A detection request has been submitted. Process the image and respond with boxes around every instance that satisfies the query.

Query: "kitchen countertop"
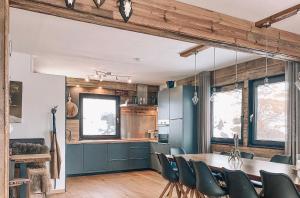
[67,138,158,144]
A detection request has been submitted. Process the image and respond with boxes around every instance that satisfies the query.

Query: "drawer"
[108,143,129,160]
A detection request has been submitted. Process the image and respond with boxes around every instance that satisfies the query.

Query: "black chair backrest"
[170,147,186,155]
[157,153,178,182]
[270,155,292,165]
[220,151,230,156]
[240,152,254,159]
[260,170,300,198]
[174,156,195,189]
[191,161,227,197]
[224,169,259,198]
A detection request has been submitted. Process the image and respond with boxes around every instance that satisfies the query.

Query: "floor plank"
[49,170,172,198]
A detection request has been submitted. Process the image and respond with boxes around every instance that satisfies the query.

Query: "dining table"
[174,153,300,190]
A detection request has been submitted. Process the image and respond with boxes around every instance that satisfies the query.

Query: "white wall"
[9,52,66,190]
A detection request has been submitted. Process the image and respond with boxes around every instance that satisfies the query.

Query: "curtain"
[285,62,300,165]
[197,71,211,153]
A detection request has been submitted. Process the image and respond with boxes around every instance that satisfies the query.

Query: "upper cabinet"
[158,89,170,120]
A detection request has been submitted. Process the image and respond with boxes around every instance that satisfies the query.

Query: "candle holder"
[228,134,242,163]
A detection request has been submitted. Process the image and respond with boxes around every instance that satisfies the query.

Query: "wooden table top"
[180,153,300,189]
[10,153,51,163]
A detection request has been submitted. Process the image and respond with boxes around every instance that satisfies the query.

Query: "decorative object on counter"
[93,0,105,8]
[166,80,175,88]
[65,0,76,9]
[50,106,61,189]
[86,70,132,83]
[228,134,242,163]
[9,81,23,123]
[66,92,79,118]
[295,72,300,90]
[210,48,217,102]
[119,0,133,23]
[192,52,199,105]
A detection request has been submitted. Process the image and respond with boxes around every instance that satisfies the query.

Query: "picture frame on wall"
[10,81,23,123]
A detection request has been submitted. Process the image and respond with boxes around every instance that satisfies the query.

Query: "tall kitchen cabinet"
[158,86,197,154]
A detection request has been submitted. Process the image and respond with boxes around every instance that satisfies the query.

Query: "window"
[249,75,287,148]
[211,86,243,144]
[79,93,120,139]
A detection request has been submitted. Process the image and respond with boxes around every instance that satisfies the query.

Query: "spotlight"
[127,77,132,84]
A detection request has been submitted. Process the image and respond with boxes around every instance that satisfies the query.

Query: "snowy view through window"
[82,98,116,136]
[212,89,242,139]
[256,81,287,142]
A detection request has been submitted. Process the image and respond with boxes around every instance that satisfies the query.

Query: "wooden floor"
[48,170,172,198]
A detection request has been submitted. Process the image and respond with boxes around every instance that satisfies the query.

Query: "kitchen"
[5,1,300,198]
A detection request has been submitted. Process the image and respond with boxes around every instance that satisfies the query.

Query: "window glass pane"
[82,98,116,136]
[213,89,242,139]
[256,81,287,142]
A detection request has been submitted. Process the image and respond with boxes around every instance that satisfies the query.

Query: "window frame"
[79,93,121,140]
[248,75,286,149]
[211,84,244,145]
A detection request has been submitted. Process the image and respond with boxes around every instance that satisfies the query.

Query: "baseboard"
[48,189,66,195]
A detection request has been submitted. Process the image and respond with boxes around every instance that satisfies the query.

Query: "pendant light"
[65,0,76,9]
[295,72,300,90]
[192,52,199,105]
[264,31,270,87]
[210,48,217,102]
[234,50,241,96]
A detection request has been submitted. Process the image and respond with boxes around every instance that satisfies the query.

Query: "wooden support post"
[0,0,9,197]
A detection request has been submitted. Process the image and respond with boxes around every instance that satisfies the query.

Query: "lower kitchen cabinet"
[66,142,151,176]
[83,144,109,173]
[66,144,84,175]
[150,142,170,172]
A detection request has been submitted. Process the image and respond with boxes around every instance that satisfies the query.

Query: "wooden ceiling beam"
[8,0,300,61]
[179,45,209,57]
[255,4,300,28]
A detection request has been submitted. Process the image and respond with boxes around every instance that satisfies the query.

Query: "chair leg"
[183,188,190,198]
[168,183,175,198]
[175,183,181,198]
[159,182,171,198]
[190,189,194,198]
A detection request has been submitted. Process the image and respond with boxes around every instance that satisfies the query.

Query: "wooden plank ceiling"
[9,0,300,61]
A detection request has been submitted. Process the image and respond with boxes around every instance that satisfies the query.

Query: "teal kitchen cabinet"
[128,142,150,170]
[108,143,129,171]
[66,144,84,175]
[83,143,109,173]
[150,142,170,172]
[66,142,151,176]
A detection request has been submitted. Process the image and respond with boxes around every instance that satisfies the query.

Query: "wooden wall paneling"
[177,58,286,158]
[8,0,300,61]
[0,0,9,197]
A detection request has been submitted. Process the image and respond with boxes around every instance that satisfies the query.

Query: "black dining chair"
[240,152,254,159]
[170,147,186,155]
[223,168,259,198]
[156,153,182,198]
[191,160,228,197]
[270,154,292,165]
[174,156,202,198]
[260,170,300,198]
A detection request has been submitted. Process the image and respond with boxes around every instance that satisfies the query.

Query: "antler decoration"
[65,0,106,9]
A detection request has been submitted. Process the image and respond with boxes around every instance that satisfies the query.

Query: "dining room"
[1,0,300,198]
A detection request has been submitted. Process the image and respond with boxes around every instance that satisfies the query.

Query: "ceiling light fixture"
[85,77,90,82]
[210,48,217,102]
[92,70,132,84]
[65,0,76,9]
[192,52,199,105]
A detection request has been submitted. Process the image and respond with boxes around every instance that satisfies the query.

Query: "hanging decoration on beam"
[93,0,105,8]
[65,0,76,9]
[119,0,133,23]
